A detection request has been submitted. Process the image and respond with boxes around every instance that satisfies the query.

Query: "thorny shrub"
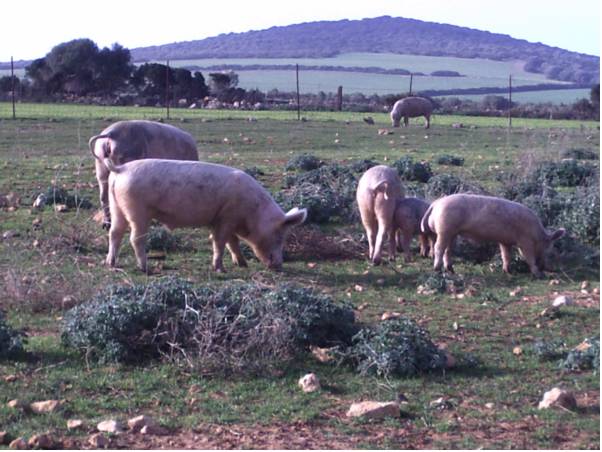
[392,156,433,183]
[285,154,322,172]
[0,311,26,359]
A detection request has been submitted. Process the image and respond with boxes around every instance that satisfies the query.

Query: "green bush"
[417,272,465,294]
[392,156,433,183]
[145,226,182,252]
[61,277,357,373]
[340,317,447,378]
[44,186,93,209]
[436,154,465,166]
[275,182,350,224]
[0,311,26,359]
[561,337,599,372]
[285,154,322,172]
[531,160,596,187]
[560,148,598,160]
[426,174,472,198]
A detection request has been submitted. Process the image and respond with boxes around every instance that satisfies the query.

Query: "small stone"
[538,387,577,410]
[381,311,402,321]
[513,346,523,355]
[548,279,561,286]
[552,295,572,307]
[2,230,19,240]
[9,437,27,449]
[346,401,400,419]
[127,415,157,433]
[485,402,495,409]
[593,287,599,295]
[88,433,108,448]
[574,340,593,352]
[140,424,168,436]
[310,345,335,363]
[67,419,84,430]
[28,433,57,449]
[97,419,125,433]
[354,284,364,292]
[356,302,368,311]
[509,287,523,297]
[53,203,68,213]
[298,373,320,393]
[30,400,61,414]
[7,400,25,410]
[580,281,589,290]
[4,374,17,383]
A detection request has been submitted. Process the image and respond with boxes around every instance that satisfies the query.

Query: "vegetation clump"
[44,186,93,209]
[436,154,465,166]
[339,317,447,378]
[276,182,349,223]
[285,154,322,172]
[425,173,481,198]
[145,225,182,252]
[0,311,26,359]
[392,156,433,183]
[560,148,598,160]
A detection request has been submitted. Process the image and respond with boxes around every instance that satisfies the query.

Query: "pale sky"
[2,0,599,62]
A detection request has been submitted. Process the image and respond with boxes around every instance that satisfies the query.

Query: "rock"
[552,295,572,307]
[7,399,26,410]
[548,279,561,286]
[8,437,27,449]
[513,346,523,355]
[140,424,168,436]
[509,287,523,297]
[28,433,57,449]
[2,230,19,240]
[88,433,108,448]
[485,402,495,409]
[346,401,400,419]
[538,387,577,410]
[381,311,402,321]
[298,373,320,393]
[127,415,157,433]
[67,419,84,430]
[30,400,61,414]
[97,419,125,433]
[4,374,17,383]
[53,204,68,213]
[310,345,335,363]
[452,123,464,128]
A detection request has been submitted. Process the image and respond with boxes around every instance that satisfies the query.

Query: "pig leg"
[387,225,397,262]
[401,231,412,263]
[396,229,404,252]
[105,208,127,268]
[372,221,388,265]
[443,237,455,273]
[130,221,150,273]
[226,235,247,267]
[499,243,513,273]
[433,234,453,272]
[418,234,429,257]
[362,216,377,261]
[518,243,542,277]
[211,227,235,272]
[95,160,111,229]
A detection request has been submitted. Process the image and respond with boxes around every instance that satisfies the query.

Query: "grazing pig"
[420,194,565,277]
[393,197,434,261]
[356,165,405,265]
[390,96,433,129]
[104,158,307,272]
[89,120,198,229]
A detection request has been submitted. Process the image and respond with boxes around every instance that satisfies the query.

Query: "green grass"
[0,103,599,449]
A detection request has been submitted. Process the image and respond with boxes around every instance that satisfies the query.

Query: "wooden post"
[296,64,300,120]
[409,73,413,95]
[336,85,343,111]
[508,74,512,129]
[165,60,170,119]
[11,56,16,120]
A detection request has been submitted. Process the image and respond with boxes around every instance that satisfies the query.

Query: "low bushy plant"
[340,317,447,377]
[275,182,350,223]
[560,148,598,160]
[44,186,93,209]
[417,272,465,294]
[561,337,599,372]
[285,154,322,172]
[145,226,182,252]
[531,160,596,187]
[0,311,26,359]
[392,156,433,183]
[436,154,465,166]
[426,174,476,198]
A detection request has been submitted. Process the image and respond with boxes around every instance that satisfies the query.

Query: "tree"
[208,71,238,96]
[95,43,133,94]
[0,75,19,93]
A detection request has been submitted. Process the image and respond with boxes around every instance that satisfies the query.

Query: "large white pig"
[89,120,198,229]
[356,165,405,265]
[103,158,307,272]
[420,194,565,276]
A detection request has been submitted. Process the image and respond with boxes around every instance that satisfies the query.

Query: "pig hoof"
[102,221,111,230]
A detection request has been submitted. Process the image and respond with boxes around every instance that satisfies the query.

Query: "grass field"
[0,104,599,449]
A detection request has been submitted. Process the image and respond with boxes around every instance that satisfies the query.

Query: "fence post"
[336,85,343,111]
[409,73,413,95]
[11,56,16,120]
[508,74,512,129]
[296,64,300,120]
[165,60,170,120]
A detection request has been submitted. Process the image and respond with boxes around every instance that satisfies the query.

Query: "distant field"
[441,88,593,104]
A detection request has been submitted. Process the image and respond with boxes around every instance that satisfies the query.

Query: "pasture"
[0,104,599,449]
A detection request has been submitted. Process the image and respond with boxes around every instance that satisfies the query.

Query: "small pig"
[356,165,405,265]
[420,194,565,277]
[104,158,307,272]
[393,197,434,261]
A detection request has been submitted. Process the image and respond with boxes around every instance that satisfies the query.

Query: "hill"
[130,16,599,85]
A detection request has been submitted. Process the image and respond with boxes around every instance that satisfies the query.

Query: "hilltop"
[130,16,599,84]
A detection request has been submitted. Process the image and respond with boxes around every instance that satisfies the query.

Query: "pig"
[89,120,198,229]
[390,96,433,129]
[393,197,434,261]
[420,194,566,277]
[103,158,307,273]
[356,165,405,265]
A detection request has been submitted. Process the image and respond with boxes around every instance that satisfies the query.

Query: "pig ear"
[549,228,566,241]
[283,207,307,227]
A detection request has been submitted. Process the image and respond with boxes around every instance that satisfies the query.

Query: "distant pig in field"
[103,158,307,272]
[89,120,198,229]
[356,165,405,265]
[420,194,565,277]
[393,197,434,261]
[390,96,433,129]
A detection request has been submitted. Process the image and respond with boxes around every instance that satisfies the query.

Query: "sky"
[2,0,599,62]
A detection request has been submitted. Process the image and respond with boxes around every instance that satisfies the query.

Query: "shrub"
[145,226,181,252]
[561,337,599,372]
[0,311,26,359]
[285,154,322,172]
[61,277,357,374]
[392,156,433,183]
[560,148,598,160]
[530,339,568,361]
[530,160,596,187]
[417,272,465,294]
[44,186,93,209]
[340,317,447,378]
[243,166,265,179]
[425,174,463,198]
[436,154,464,166]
